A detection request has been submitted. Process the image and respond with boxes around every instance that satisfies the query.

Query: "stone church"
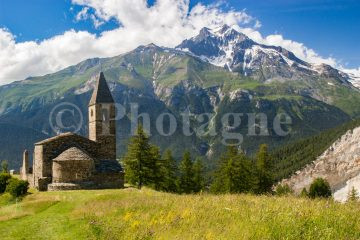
[20,72,124,191]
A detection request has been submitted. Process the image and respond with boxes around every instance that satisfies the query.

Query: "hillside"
[1,188,360,240]
[280,120,360,202]
[271,118,360,182]
[0,123,47,167]
[1,25,360,168]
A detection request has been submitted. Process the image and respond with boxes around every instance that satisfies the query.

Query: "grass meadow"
[0,188,360,240]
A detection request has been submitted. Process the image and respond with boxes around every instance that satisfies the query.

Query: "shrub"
[308,178,332,199]
[275,184,293,196]
[0,173,11,193]
[5,178,29,197]
[1,160,8,173]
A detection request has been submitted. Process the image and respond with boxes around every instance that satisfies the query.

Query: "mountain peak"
[146,43,160,48]
[198,27,212,38]
[218,24,231,33]
[176,25,351,82]
[208,25,247,39]
[135,43,163,52]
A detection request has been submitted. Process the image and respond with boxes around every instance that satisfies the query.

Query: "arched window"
[91,109,94,117]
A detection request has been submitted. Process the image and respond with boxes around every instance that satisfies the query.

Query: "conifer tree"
[255,144,273,194]
[347,187,359,202]
[211,146,256,194]
[178,151,195,194]
[225,151,256,193]
[210,146,238,193]
[159,149,178,192]
[123,124,155,189]
[192,158,205,193]
[149,145,162,189]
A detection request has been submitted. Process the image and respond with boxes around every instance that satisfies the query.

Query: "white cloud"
[236,27,337,67]
[75,6,104,28]
[0,28,103,84]
[0,0,357,85]
[254,20,262,29]
[75,7,90,21]
[0,0,255,84]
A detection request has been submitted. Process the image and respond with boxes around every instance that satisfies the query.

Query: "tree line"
[122,125,273,195]
[122,125,360,201]
[271,118,360,182]
[123,124,204,193]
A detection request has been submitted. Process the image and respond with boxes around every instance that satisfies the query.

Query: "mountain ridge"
[177,25,353,86]
[0,25,359,169]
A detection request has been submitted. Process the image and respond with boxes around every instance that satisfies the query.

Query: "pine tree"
[224,156,238,193]
[123,124,156,189]
[255,144,273,194]
[210,146,238,193]
[192,158,205,193]
[149,145,162,190]
[178,151,195,194]
[347,187,359,202]
[256,144,271,170]
[211,146,257,194]
[226,152,256,193]
[158,149,178,192]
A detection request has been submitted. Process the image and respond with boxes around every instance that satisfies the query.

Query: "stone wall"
[52,159,95,183]
[38,177,51,191]
[96,135,116,160]
[48,183,81,191]
[89,103,116,160]
[91,172,124,189]
[32,132,123,191]
[33,133,100,190]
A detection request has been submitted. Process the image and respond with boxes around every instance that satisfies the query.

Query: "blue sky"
[1,0,359,67]
[0,0,359,84]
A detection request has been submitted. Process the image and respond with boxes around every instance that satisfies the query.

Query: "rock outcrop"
[281,126,360,202]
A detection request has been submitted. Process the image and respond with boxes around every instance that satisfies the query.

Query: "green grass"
[1,188,360,240]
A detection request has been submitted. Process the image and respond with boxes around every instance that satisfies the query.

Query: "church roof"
[95,160,123,173]
[89,72,114,106]
[53,147,94,162]
[35,132,77,145]
[35,132,95,145]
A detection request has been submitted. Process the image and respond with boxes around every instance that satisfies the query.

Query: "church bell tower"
[88,72,116,159]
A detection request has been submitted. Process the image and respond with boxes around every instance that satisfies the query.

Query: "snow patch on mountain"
[343,68,360,88]
[177,25,356,87]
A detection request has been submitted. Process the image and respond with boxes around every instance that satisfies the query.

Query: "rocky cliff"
[281,126,360,202]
